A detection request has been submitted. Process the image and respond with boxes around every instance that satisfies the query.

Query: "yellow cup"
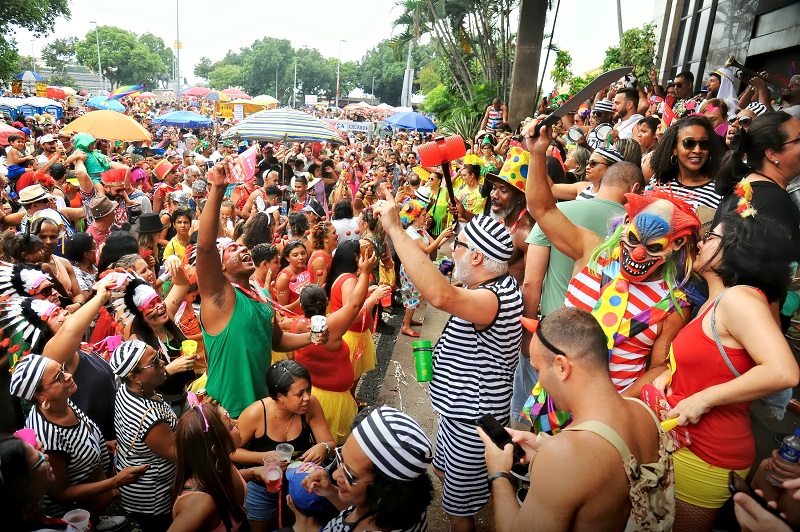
[181,340,198,357]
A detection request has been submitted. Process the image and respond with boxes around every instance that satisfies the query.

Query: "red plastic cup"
[381,289,392,307]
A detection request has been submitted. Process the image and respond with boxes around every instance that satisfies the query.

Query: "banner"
[226,143,258,183]
[218,103,233,119]
[35,82,47,97]
[304,95,318,106]
[11,80,22,95]
[233,104,244,121]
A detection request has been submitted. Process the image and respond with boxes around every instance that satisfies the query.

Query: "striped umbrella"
[204,91,231,102]
[109,85,143,100]
[221,108,348,144]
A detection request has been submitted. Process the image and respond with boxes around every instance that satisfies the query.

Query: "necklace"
[283,413,297,436]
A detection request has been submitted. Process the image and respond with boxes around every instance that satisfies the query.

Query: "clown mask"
[618,199,690,282]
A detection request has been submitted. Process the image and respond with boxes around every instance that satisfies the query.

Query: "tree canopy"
[0,0,70,82]
[75,26,167,89]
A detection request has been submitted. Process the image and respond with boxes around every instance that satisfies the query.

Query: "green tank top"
[201,288,274,418]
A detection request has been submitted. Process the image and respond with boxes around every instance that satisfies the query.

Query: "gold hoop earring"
[670,154,677,165]
[41,399,50,411]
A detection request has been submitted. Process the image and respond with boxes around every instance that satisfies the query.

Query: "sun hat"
[19,185,53,205]
[351,406,433,481]
[414,186,432,204]
[462,215,514,263]
[89,196,118,219]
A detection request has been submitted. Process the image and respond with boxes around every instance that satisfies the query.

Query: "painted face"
[46,306,70,333]
[618,200,684,282]
[142,295,169,326]
[222,242,254,275]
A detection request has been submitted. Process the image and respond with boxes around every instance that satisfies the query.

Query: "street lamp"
[89,21,102,91]
[372,76,376,102]
[31,41,36,73]
[335,39,347,109]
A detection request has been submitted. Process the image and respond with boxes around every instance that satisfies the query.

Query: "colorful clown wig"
[400,199,427,227]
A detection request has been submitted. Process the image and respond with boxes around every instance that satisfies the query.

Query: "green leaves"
[0,0,70,82]
[602,24,657,76]
[75,26,167,89]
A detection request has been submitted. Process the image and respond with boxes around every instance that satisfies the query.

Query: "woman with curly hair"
[307,221,339,288]
[398,199,453,337]
[650,116,727,209]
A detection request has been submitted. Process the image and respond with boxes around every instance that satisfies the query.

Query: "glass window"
[674,18,690,66]
[691,8,712,62]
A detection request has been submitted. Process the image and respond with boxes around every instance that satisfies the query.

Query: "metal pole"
[372,76,375,100]
[275,65,278,100]
[31,41,36,73]
[293,57,297,108]
[535,0,560,109]
[175,0,180,96]
[90,21,102,91]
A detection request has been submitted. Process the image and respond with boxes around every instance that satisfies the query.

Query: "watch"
[487,471,512,486]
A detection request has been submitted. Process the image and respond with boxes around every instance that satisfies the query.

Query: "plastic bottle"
[767,428,800,486]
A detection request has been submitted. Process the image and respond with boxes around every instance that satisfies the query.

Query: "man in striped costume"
[374,193,523,532]
[523,120,700,397]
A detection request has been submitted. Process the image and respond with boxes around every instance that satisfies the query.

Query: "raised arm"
[522,123,600,263]
[326,252,377,341]
[197,160,236,335]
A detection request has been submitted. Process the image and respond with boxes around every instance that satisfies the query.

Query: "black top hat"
[137,213,167,234]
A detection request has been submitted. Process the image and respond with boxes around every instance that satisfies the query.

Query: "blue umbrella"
[384,111,437,132]
[86,96,125,112]
[153,110,213,128]
[15,71,45,82]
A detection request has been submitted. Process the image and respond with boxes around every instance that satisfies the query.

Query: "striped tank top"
[430,274,523,421]
[565,263,670,392]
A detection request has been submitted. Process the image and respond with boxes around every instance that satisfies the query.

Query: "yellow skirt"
[343,330,376,381]
[673,448,750,508]
[312,386,357,446]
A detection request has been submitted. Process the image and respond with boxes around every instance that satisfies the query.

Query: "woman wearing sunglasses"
[0,432,57,530]
[111,339,179,532]
[649,211,799,531]
[650,116,727,209]
[9,352,147,527]
[724,101,768,148]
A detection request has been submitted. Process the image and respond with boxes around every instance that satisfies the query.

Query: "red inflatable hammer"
[416,135,466,216]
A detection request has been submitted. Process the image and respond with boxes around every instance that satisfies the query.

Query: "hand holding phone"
[729,471,791,526]
[477,414,526,465]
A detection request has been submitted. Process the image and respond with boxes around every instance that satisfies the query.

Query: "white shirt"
[615,114,644,140]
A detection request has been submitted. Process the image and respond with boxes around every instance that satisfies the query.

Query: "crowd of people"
[0,59,799,532]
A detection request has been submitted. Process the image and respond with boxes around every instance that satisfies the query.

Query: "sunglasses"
[51,363,68,384]
[586,160,609,169]
[31,450,47,472]
[728,116,752,127]
[334,446,372,486]
[139,354,165,371]
[702,230,722,243]
[680,138,711,151]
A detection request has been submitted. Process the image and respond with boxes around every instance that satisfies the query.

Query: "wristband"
[487,471,511,486]
[321,441,331,455]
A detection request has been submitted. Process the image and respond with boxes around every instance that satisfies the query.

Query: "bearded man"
[523,119,699,397]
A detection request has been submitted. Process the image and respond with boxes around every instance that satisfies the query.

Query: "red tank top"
[667,302,757,470]
[291,319,354,392]
[308,251,333,285]
[329,273,372,333]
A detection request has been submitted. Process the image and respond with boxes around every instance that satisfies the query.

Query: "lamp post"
[372,76,376,102]
[89,21,102,91]
[175,0,181,96]
[335,39,347,109]
[31,41,36,73]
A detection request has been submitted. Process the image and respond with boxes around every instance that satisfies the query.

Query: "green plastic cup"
[411,340,433,382]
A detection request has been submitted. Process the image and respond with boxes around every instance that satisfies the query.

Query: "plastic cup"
[63,509,90,532]
[181,340,198,357]
[275,442,294,462]
[310,315,326,343]
[263,456,282,493]
[411,340,433,382]
[380,288,393,307]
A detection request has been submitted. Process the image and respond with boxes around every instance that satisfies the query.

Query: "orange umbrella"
[46,87,67,99]
[60,110,151,142]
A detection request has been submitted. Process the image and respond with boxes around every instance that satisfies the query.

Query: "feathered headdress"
[0,296,58,371]
[101,269,155,330]
[0,262,54,298]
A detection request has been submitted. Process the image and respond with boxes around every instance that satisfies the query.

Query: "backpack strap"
[563,420,634,466]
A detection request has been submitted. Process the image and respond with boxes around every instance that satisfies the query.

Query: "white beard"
[489,204,514,222]
[452,251,475,286]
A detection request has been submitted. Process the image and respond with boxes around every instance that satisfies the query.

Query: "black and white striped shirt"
[650,176,723,209]
[429,274,523,421]
[27,400,109,517]
[114,385,177,516]
[321,506,428,532]
[576,183,597,201]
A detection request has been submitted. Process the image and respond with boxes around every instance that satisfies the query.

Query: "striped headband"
[351,407,433,481]
[109,339,148,378]
[9,354,49,401]
[462,215,514,263]
[745,101,768,117]
[595,146,624,164]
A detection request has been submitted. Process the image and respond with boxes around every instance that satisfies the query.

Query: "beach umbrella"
[46,87,67,99]
[135,92,158,99]
[153,110,213,128]
[60,110,151,142]
[221,108,348,144]
[384,111,437,132]
[344,101,372,110]
[60,87,77,95]
[86,96,125,112]
[163,91,175,98]
[204,91,230,102]
[181,87,211,98]
[374,103,395,112]
[222,88,250,99]
[250,94,279,107]
[0,123,24,146]
[109,85,143,100]
[15,71,44,82]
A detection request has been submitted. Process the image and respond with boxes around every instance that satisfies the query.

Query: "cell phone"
[728,471,791,525]
[477,414,526,464]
